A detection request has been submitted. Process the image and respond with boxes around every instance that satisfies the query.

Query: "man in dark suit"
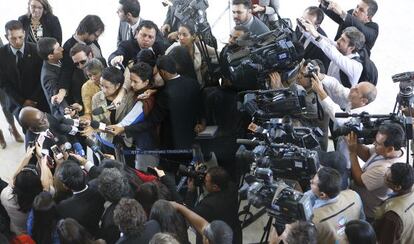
[232,0,270,36]
[52,15,105,106]
[297,6,330,70]
[56,161,105,238]
[37,37,68,116]
[109,20,166,68]
[319,0,378,55]
[0,20,49,116]
[116,0,141,45]
[185,167,242,244]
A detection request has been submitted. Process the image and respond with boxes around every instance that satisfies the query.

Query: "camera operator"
[304,167,364,243]
[346,123,406,221]
[374,163,414,243]
[299,17,365,88]
[184,166,241,244]
[232,0,270,36]
[318,0,378,55]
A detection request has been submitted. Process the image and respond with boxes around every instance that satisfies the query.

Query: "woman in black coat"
[18,0,62,44]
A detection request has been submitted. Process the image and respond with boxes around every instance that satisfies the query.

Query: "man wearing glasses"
[347,123,406,221]
[52,15,105,107]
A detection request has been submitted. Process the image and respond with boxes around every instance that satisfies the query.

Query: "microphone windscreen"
[92,106,105,116]
[90,120,100,129]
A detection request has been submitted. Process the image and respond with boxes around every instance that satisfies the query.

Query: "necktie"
[16,50,23,73]
[129,27,134,40]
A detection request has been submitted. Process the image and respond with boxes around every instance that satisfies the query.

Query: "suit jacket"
[117,19,168,48]
[185,184,242,244]
[18,13,62,44]
[41,61,68,116]
[0,42,49,113]
[295,26,331,70]
[322,7,379,54]
[57,186,105,237]
[248,16,270,36]
[109,38,166,68]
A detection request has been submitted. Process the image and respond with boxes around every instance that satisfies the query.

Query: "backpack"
[339,48,378,88]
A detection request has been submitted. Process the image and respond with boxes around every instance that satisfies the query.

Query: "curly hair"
[98,168,130,203]
[113,198,147,236]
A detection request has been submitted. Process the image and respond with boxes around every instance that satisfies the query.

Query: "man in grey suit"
[116,0,141,46]
[232,0,270,36]
[37,37,68,116]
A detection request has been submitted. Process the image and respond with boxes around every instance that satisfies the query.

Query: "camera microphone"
[92,104,117,116]
[85,138,105,159]
[73,142,86,157]
[90,120,114,133]
[59,124,79,136]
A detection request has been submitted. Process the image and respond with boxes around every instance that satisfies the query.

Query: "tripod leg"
[259,216,273,244]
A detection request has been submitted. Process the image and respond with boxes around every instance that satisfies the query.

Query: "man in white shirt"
[299,18,365,88]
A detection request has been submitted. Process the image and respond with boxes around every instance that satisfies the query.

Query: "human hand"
[298,18,319,37]
[167,31,178,41]
[111,55,124,66]
[23,99,37,107]
[80,126,95,137]
[106,125,124,136]
[154,167,166,178]
[69,153,88,165]
[137,89,156,100]
[25,146,35,159]
[194,123,206,134]
[327,1,345,16]
[51,89,66,105]
[346,131,359,154]
[252,4,265,13]
[268,71,282,89]
[161,24,171,35]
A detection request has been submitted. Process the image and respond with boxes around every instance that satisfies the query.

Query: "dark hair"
[119,0,140,18]
[5,20,23,33]
[179,23,195,36]
[27,0,53,16]
[101,66,124,86]
[57,218,95,244]
[207,166,230,190]
[203,220,233,244]
[37,37,57,60]
[32,191,58,244]
[378,122,405,150]
[136,20,158,36]
[136,49,156,67]
[84,58,104,75]
[69,43,92,57]
[345,220,376,244]
[56,161,86,192]
[303,59,326,74]
[157,55,177,74]
[167,46,197,80]
[13,164,43,212]
[149,200,188,244]
[113,198,147,236]
[130,62,153,83]
[149,233,180,244]
[317,167,342,198]
[76,15,105,35]
[342,27,366,53]
[285,221,317,244]
[232,0,252,9]
[233,25,249,33]
[362,0,378,18]
[136,181,161,215]
[98,168,130,203]
[390,163,414,191]
[304,6,324,25]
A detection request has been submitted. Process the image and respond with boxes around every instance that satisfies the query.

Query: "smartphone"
[51,145,64,160]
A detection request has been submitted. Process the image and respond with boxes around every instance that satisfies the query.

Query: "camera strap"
[319,202,356,223]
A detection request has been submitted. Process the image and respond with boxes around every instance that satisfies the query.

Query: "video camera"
[226,27,303,89]
[247,168,313,225]
[333,112,412,144]
[174,0,209,31]
[241,86,307,119]
[392,71,414,109]
[236,140,319,190]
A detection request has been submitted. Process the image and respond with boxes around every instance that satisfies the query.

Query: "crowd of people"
[0,0,413,243]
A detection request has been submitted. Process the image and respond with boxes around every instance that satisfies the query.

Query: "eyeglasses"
[74,60,87,67]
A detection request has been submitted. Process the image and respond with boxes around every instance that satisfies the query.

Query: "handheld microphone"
[85,138,105,158]
[59,124,79,136]
[73,142,85,157]
[61,118,80,127]
[92,104,117,116]
[90,120,114,133]
[54,135,72,152]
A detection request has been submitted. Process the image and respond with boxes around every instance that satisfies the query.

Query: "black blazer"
[0,42,49,113]
[321,7,379,54]
[57,186,105,237]
[108,38,166,68]
[18,13,62,44]
[41,61,68,115]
